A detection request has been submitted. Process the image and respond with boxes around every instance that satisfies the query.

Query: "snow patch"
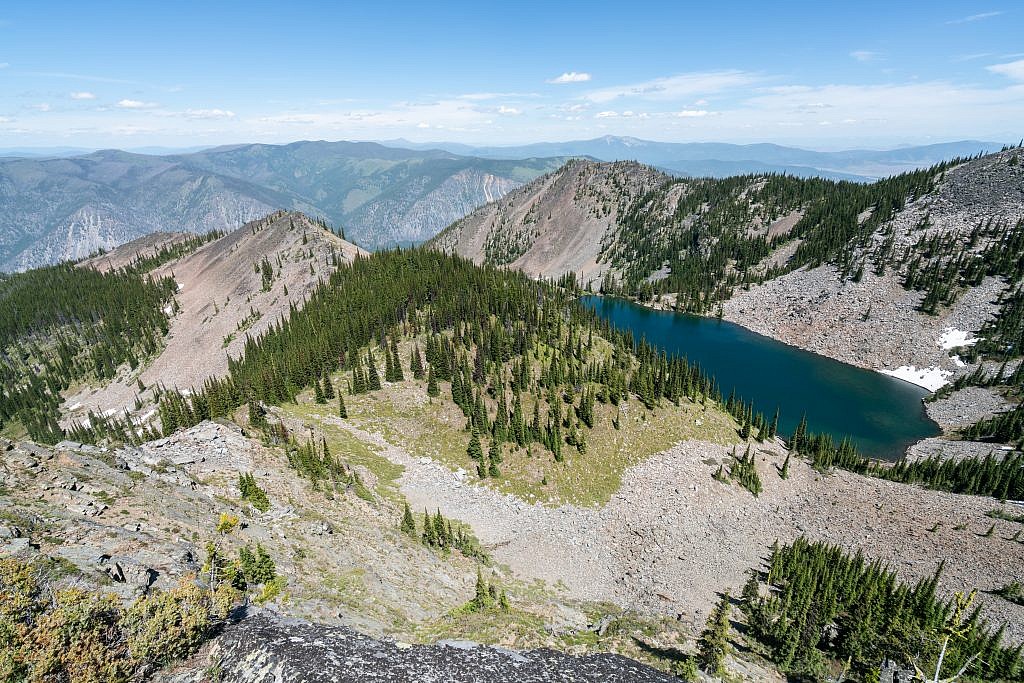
[951,355,967,368]
[67,402,82,411]
[939,328,979,350]
[879,365,951,392]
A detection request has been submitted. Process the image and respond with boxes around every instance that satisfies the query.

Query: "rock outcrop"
[157,611,678,683]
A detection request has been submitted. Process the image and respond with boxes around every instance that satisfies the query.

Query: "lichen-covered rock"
[158,612,677,683]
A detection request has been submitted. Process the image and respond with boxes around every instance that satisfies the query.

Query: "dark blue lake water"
[581,296,940,460]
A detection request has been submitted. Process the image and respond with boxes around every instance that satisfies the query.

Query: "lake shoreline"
[598,291,953,393]
[581,295,941,461]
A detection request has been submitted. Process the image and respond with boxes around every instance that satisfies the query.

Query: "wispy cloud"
[674,109,709,118]
[70,91,96,100]
[497,105,521,115]
[31,103,51,112]
[548,71,591,84]
[584,70,759,103]
[182,108,235,119]
[951,52,993,62]
[987,59,1024,81]
[850,50,882,62]
[117,99,158,109]
[946,11,1003,24]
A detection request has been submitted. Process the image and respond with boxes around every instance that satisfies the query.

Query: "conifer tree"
[338,393,347,418]
[400,501,417,536]
[427,366,439,397]
[411,344,425,379]
[367,351,382,390]
[697,592,732,677]
[390,339,404,381]
[467,430,483,461]
[473,567,491,610]
[767,407,780,440]
[791,414,808,452]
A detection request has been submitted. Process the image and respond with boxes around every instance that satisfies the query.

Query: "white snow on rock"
[939,328,980,350]
[880,365,952,392]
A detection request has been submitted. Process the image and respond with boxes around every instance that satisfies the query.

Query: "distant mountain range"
[381,135,1005,181]
[0,136,1007,271]
[0,141,564,270]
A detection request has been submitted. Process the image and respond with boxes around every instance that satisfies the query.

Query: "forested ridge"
[599,155,1012,313]
[0,262,176,443]
[156,249,776,467]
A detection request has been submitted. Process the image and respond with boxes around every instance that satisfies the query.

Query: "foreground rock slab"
[160,612,677,683]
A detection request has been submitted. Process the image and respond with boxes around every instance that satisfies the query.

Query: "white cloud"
[584,70,759,103]
[987,59,1024,81]
[183,108,236,119]
[548,71,591,84]
[946,11,1002,24]
[117,99,158,109]
[595,110,619,118]
[458,92,538,100]
[850,50,882,62]
[674,109,709,117]
[70,91,96,100]
[497,105,521,115]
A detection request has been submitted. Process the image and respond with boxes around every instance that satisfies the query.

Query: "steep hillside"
[431,160,668,281]
[0,142,565,270]
[60,211,365,428]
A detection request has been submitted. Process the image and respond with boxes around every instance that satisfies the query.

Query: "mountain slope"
[431,150,1024,385]
[431,160,668,281]
[61,211,365,426]
[0,142,565,270]
[0,150,301,271]
[179,141,564,248]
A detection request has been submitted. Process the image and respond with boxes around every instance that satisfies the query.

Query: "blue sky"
[0,1,1022,149]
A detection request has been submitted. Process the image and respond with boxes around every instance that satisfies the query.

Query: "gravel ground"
[334,420,1024,644]
[924,386,1013,430]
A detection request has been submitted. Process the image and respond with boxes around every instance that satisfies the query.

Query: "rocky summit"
[157,611,678,683]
